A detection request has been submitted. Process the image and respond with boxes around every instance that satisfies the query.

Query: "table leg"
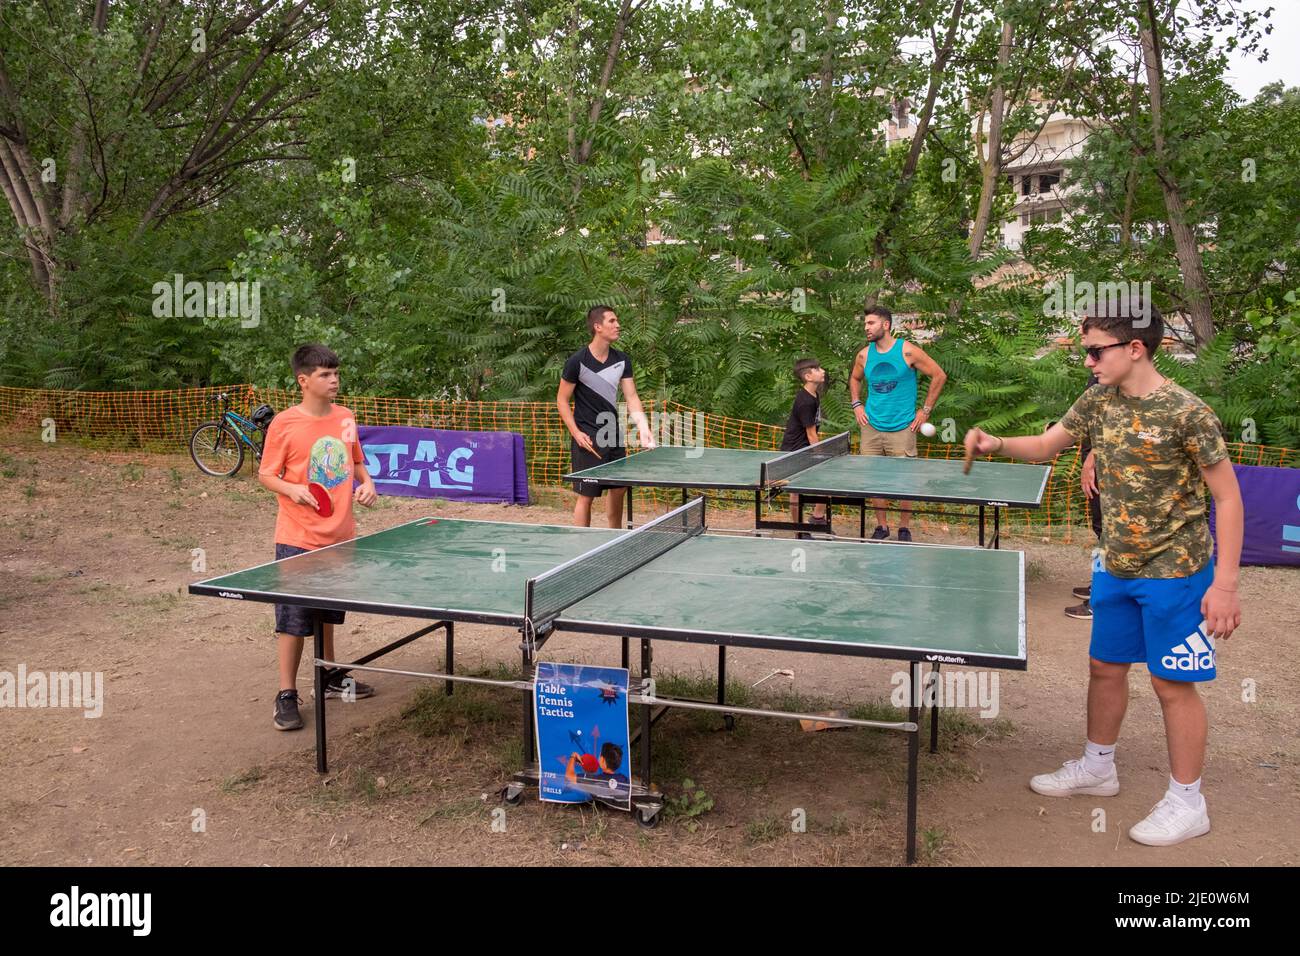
[640,639,653,785]
[717,646,734,731]
[978,504,986,548]
[906,660,920,864]
[993,506,1001,549]
[444,622,454,696]
[626,485,634,529]
[313,612,327,773]
[522,641,535,764]
[859,501,866,539]
[929,662,940,754]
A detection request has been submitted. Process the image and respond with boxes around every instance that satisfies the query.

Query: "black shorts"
[273,543,345,637]
[571,439,625,498]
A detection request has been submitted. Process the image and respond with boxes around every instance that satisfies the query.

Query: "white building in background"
[995,100,1092,251]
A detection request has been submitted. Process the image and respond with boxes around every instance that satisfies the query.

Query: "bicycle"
[189,392,276,477]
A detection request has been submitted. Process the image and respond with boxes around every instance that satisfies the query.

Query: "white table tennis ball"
[920,422,937,438]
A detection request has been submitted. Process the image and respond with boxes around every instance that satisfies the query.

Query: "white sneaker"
[1129,796,1210,846]
[1029,758,1120,797]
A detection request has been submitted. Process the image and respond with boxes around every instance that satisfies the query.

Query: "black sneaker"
[274,690,303,731]
[870,525,890,540]
[1064,600,1092,620]
[1072,584,1091,600]
[897,528,912,543]
[323,674,375,700]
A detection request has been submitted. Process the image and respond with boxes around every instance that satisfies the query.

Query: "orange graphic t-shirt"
[259,404,365,549]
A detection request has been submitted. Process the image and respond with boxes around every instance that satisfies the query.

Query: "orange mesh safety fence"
[2,385,1294,543]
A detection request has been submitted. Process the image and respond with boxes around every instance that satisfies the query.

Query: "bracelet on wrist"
[851,400,863,409]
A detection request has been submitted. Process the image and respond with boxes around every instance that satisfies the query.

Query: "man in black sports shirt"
[557,305,655,527]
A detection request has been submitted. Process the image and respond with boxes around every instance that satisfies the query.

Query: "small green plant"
[665,778,714,831]
[168,467,183,489]
[122,463,144,482]
[23,482,36,500]
[920,826,951,861]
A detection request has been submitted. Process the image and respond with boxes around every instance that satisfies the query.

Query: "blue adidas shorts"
[1089,554,1217,682]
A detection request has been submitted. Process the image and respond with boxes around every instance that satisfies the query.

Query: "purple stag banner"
[1209,463,1300,567]
[358,426,529,504]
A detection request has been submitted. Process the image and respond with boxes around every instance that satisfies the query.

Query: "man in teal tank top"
[848,305,948,541]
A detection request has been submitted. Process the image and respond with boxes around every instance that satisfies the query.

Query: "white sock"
[1082,739,1116,777]
[1167,776,1204,809]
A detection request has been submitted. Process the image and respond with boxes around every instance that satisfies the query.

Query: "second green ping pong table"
[189,497,1026,863]
[565,431,1052,547]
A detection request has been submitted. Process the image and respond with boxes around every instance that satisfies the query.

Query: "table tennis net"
[762,430,851,485]
[524,497,705,637]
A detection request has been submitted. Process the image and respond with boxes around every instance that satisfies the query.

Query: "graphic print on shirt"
[870,360,902,394]
[578,360,625,407]
[309,436,352,490]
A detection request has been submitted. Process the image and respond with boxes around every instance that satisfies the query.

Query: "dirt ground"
[1,431,1296,867]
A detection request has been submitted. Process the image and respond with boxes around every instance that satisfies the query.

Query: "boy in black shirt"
[558,305,655,527]
[780,358,828,531]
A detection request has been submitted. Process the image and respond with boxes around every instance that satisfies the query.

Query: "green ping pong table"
[189,498,1026,863]
[565,431,1052,547]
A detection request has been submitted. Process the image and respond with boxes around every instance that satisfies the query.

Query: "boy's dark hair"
[793,357,821,384]
[1081,292,1164,357]
[600,741,623,772]
[865,305,892,327]
[587,305,615,334]
[291,344,340,379]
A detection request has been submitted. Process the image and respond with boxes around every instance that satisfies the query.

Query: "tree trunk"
[1139,18,1214,347]
[865,0,965,310]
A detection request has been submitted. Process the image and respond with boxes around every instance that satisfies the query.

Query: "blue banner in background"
[534,662,631,807]
[1209,463,1300,567]
[357,426,529,504]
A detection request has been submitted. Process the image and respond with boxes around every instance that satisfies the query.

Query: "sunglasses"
[1083,342,1129,362]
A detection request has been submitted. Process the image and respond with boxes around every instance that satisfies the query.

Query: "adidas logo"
[1162,623,1216,672]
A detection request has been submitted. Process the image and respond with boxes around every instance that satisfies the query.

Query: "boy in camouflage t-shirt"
[963,296,1243,849]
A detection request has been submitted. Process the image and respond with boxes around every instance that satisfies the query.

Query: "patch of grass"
[744,814,787,846]
[1024,558,1050,582]
[221,766,265,793]
[23,481,36,500]
[400,676,513,738]
[810,813,850,836]
[130,592,181,611]
[168,467,184,490]
[417,798,485,826]
[314,767,416,806]
[122,463,144,483]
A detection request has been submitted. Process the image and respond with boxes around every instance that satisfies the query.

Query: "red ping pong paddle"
[308,481,333,517]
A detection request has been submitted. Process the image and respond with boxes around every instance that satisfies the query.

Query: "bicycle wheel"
[190,422,246,477]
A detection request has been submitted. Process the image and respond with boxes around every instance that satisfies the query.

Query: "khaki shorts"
[860,422,916,457]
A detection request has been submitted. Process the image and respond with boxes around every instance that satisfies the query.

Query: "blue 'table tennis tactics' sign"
[534,662,631,807]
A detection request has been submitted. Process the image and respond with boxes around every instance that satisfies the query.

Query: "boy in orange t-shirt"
[258,344,378,731]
